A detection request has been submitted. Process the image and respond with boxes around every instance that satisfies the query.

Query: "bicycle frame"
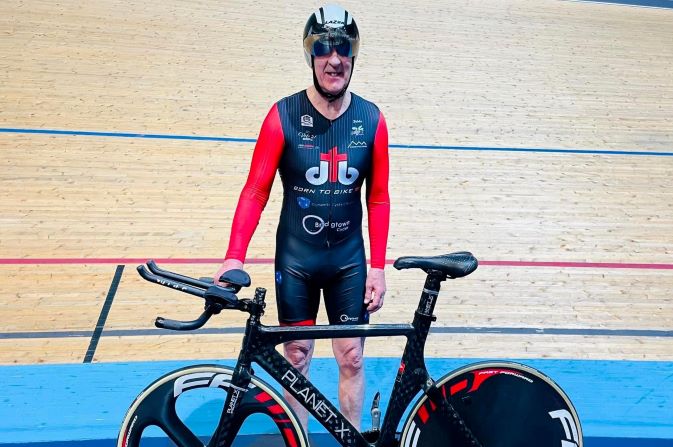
[211,273,446,447]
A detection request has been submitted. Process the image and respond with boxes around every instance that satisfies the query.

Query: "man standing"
[214,4,390,429]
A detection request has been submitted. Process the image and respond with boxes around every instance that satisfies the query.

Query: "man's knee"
[335,341,364,373]
[284,341,314,370]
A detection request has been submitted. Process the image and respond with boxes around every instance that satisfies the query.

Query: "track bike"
[118,252,583,447]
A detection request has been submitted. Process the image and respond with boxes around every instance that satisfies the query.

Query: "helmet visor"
[304,33,359,58]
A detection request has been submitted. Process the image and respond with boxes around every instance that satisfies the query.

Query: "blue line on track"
[2,127,673,157]
[390,143,673,156]
[0,127,257,143]
[2,326,672,339]
[1,359,671,443]
[564,0,673,9]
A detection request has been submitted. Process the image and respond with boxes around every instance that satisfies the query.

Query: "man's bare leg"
[332,337,365,430]
[283,339,315,430]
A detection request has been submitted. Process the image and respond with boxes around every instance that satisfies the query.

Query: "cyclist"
[214,4,390,430]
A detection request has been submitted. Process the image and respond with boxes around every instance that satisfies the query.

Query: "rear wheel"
[118,365,307,447]
[400,361,582,447]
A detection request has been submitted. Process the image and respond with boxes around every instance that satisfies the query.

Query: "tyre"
[400,361,582,447]
[118,365,307,447]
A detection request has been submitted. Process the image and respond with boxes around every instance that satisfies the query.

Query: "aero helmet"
[302,4,360,101]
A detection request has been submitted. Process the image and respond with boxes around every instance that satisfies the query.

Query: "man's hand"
[364,268,386,313]
[214,259,244,286]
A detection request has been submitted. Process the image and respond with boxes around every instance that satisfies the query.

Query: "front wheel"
[400,361,582,447]
[118,365,308,447]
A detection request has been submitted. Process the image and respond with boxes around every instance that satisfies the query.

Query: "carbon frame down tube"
[255,346,368,446]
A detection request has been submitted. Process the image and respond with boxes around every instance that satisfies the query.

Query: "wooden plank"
[0,265,118,332]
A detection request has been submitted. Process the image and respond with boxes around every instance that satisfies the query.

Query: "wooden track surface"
[1,0,672,365]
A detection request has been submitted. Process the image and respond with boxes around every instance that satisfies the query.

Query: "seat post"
[416,271,445,316]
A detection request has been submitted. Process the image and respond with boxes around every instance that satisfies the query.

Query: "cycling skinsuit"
[225,90,390,325]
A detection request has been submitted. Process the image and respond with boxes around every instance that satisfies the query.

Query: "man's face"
[313,49,353,95]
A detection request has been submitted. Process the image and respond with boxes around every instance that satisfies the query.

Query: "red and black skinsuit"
[225,90,390,325]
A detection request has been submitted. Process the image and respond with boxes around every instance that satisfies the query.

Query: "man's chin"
[320,82,347,95]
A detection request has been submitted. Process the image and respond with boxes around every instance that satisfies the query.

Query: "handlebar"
[137,264,212,300]
[146,260,215,290]
[137,261,254,331]
[156,309,214,331]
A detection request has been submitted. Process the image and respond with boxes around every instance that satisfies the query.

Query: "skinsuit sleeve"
[366,111,391,269]
[225,104,285,262]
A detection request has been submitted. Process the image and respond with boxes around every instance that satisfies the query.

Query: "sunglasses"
[312,39,354,57]
[305,34,359,59]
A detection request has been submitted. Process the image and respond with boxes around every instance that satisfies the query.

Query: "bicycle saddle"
[393,252,478,278]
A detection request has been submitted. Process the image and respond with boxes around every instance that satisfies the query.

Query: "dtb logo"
[306,146,359,186]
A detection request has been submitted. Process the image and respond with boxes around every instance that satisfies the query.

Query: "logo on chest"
[305,147,359,186]
[301,115,314,127]
[348,141,367,149]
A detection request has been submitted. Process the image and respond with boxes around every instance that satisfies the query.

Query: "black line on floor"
[83,265,124,363]
[3,325,672,340]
